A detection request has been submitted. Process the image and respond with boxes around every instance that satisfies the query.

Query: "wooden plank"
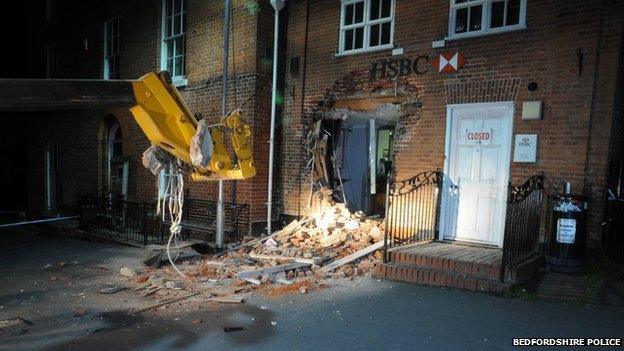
[472,250,503,263]
[474,251,503,265]
[333,96,402,110]
[237,262,310,279]
[437,245,476,259]
[131,292,200,314]
[426,244,460,257]
[442,247,475,260]
[319,241,384,274]
[409,242,447,255]
[248,252,323,266]
[242,277,261,285]
[276,278,294,285]
[208,296,244,304]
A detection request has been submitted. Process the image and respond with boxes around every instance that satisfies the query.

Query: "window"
[448,0,526,39]
[104,17,120,80]
[339,0,395,55]
[161,0,186,85]
[46,43,59,78]
[107,122,122,183]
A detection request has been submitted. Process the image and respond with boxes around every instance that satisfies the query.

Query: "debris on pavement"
[73,307,88,317]
[131,292,201,314]
[114,187,384,310]
[223,326,244,332]
[99,285,128,294]
[120,267,139,278]
[0,317,33,331]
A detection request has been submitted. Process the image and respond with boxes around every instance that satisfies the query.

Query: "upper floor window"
[448,0,526,39]
[339,0,395,55]
[104,17,120,80]
[161,0,186,85]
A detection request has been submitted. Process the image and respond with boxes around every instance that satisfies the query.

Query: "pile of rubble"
[117,191,385,310]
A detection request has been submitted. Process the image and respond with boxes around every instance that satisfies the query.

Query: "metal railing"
[603,159,624,261]
[604,199,624,261]
[502,174,545,271]
[77,195,165,245]
[177,198,250,243]
[383,170,443,261]
[77,195,250,245]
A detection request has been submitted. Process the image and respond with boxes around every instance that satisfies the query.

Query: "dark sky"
[2,1,42,78]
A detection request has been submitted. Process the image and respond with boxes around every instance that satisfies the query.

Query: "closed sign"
[467,131,491,141]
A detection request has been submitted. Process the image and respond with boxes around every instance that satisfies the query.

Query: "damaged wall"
[280,0,624,249]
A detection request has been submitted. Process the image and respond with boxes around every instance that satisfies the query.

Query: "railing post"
[232,203,239,242]
[383,177,392,263]
[434,171,443,240]
[501,180,514,282]
[142,202,148,246]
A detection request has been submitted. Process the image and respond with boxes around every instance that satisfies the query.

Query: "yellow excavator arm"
[129,71,256,180]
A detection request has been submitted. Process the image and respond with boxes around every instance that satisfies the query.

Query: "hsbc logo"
[432,52,466,73]
[369,51,467,81]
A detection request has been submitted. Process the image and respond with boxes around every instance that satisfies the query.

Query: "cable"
[157,163,187,278]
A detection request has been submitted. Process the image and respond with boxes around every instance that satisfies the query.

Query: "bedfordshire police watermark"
[513,338,621,347]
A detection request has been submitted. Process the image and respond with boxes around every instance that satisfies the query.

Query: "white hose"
[157,164,187,279]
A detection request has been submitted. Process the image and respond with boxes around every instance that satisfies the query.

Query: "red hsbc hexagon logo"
[432,52,466,73]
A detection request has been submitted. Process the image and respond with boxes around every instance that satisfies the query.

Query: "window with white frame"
[339,0,395,55]
[161,0,186,83]
[449,0,526,38]
[104,17,120,80]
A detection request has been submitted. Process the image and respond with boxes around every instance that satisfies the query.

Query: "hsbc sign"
[369,51,467,81]
[432,52,466,73]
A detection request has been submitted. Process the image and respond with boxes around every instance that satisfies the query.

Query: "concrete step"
[374,262,511,293]
[387,249,502,280]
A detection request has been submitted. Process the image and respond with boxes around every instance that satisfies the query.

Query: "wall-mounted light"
[522,101,542,120]
[83,37,89,51]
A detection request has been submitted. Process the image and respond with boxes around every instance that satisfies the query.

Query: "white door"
[442,102,513,247]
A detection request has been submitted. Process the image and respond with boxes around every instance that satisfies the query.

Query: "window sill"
[335,44,394,58]
[172,76,188,88]
[445,24,526,42]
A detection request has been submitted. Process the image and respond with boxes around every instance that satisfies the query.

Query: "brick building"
[1,0,281,235]
[1,0,623,266]
[280,0,624,256]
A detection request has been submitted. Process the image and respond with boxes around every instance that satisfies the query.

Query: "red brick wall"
[15,0,277,234]
[281,0,624,249]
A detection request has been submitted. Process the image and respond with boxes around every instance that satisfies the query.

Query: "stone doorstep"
[373,262,511,293]
[388,250,502,281]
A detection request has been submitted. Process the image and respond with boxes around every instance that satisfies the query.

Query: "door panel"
[442,103,513,247]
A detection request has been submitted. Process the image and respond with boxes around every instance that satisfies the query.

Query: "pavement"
[1,227,623,351]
